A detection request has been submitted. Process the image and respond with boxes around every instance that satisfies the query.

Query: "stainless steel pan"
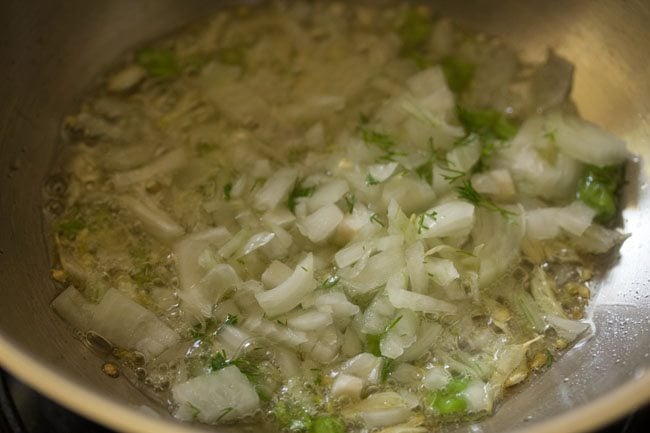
[1,1,649,432]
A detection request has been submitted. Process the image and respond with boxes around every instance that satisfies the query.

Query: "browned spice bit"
[101,362,120,378]
[529,351,549,371]
[51,268,67,283]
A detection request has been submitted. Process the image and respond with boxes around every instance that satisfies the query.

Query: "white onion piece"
[335,241,369,268]
[331,374,363,399]
[287,309,333,331]
[369,162,399,183]
[254,168,298,211]
[424,258,459,287]
[546,315,591,341]
[557,201,596,236]
[172,366,259,423]
[52,288,179,357]
[406,66,448,95]
[174,227,231,291]
[462,381,490,413]
[347,248,405,294]
[313,292,360,318]
[526,208,561,240]
[118,195,184,241]
[241,314,308,348]
[422,366,451,390]
[380,310,418,359]
[405,241,427,294]
[417,201,475,239]
[548,112,628,167]
[297,204,344,243]
[572,224,628,254]
[255,253,316,317]
[112,148,187,188]
[399,321,443,362]
[471,169,516,200]
[307,179,349,212]
[344,392,412,428]
[386,273,457,315]
[179,264,241,319]
[234,231,275,259]
[261,261,293,289]
[261,208,296,228]
[340,353,383,385]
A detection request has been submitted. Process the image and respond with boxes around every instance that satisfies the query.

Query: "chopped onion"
[297,204,344,243]
[548,112,628,167]
[172,366,259,423]
[255,253,317,317]
[52,288,179,357]
[386,273,457,315]
[254,168,298,211]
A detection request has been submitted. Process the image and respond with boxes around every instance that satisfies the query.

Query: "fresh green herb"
[135,48,179,79]
[456,180,517,220]
[209,350,259,382]
[273,400,313,432]
[457,106,518,171]
[441,167,466,184]
[369,213,385,227]
[366,173,380,186]
[366,315,403,356]
[223,182,233,201]
[310,416,345,433]
[366,334,381,357]
[321,275,340,289]
[396,8,433,68]
[359,126,396,152]
[441,57,476,94]
[55,219,86,241]
[426,376,470,415]
[344,193,356,214]
[457,106,518,142]
[288,179,316,212]
[380,357,397,383]
[415,161,434,185]
[223,314,238,326]
[577,164,623,222]
[417,211,438,234]
[385,315,403,332]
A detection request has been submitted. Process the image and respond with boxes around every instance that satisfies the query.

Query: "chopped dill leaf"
[369,213,385,227]
[366,174,380,186]
[417,211,438,234]
[344,193,356,213]
[209,350,260,381]
[223,182,233,201]
[456,180,517,220]
[288,179,315,212]
[380,357,397,383]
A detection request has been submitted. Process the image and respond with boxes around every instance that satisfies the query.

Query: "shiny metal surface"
[0,1,649,432]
